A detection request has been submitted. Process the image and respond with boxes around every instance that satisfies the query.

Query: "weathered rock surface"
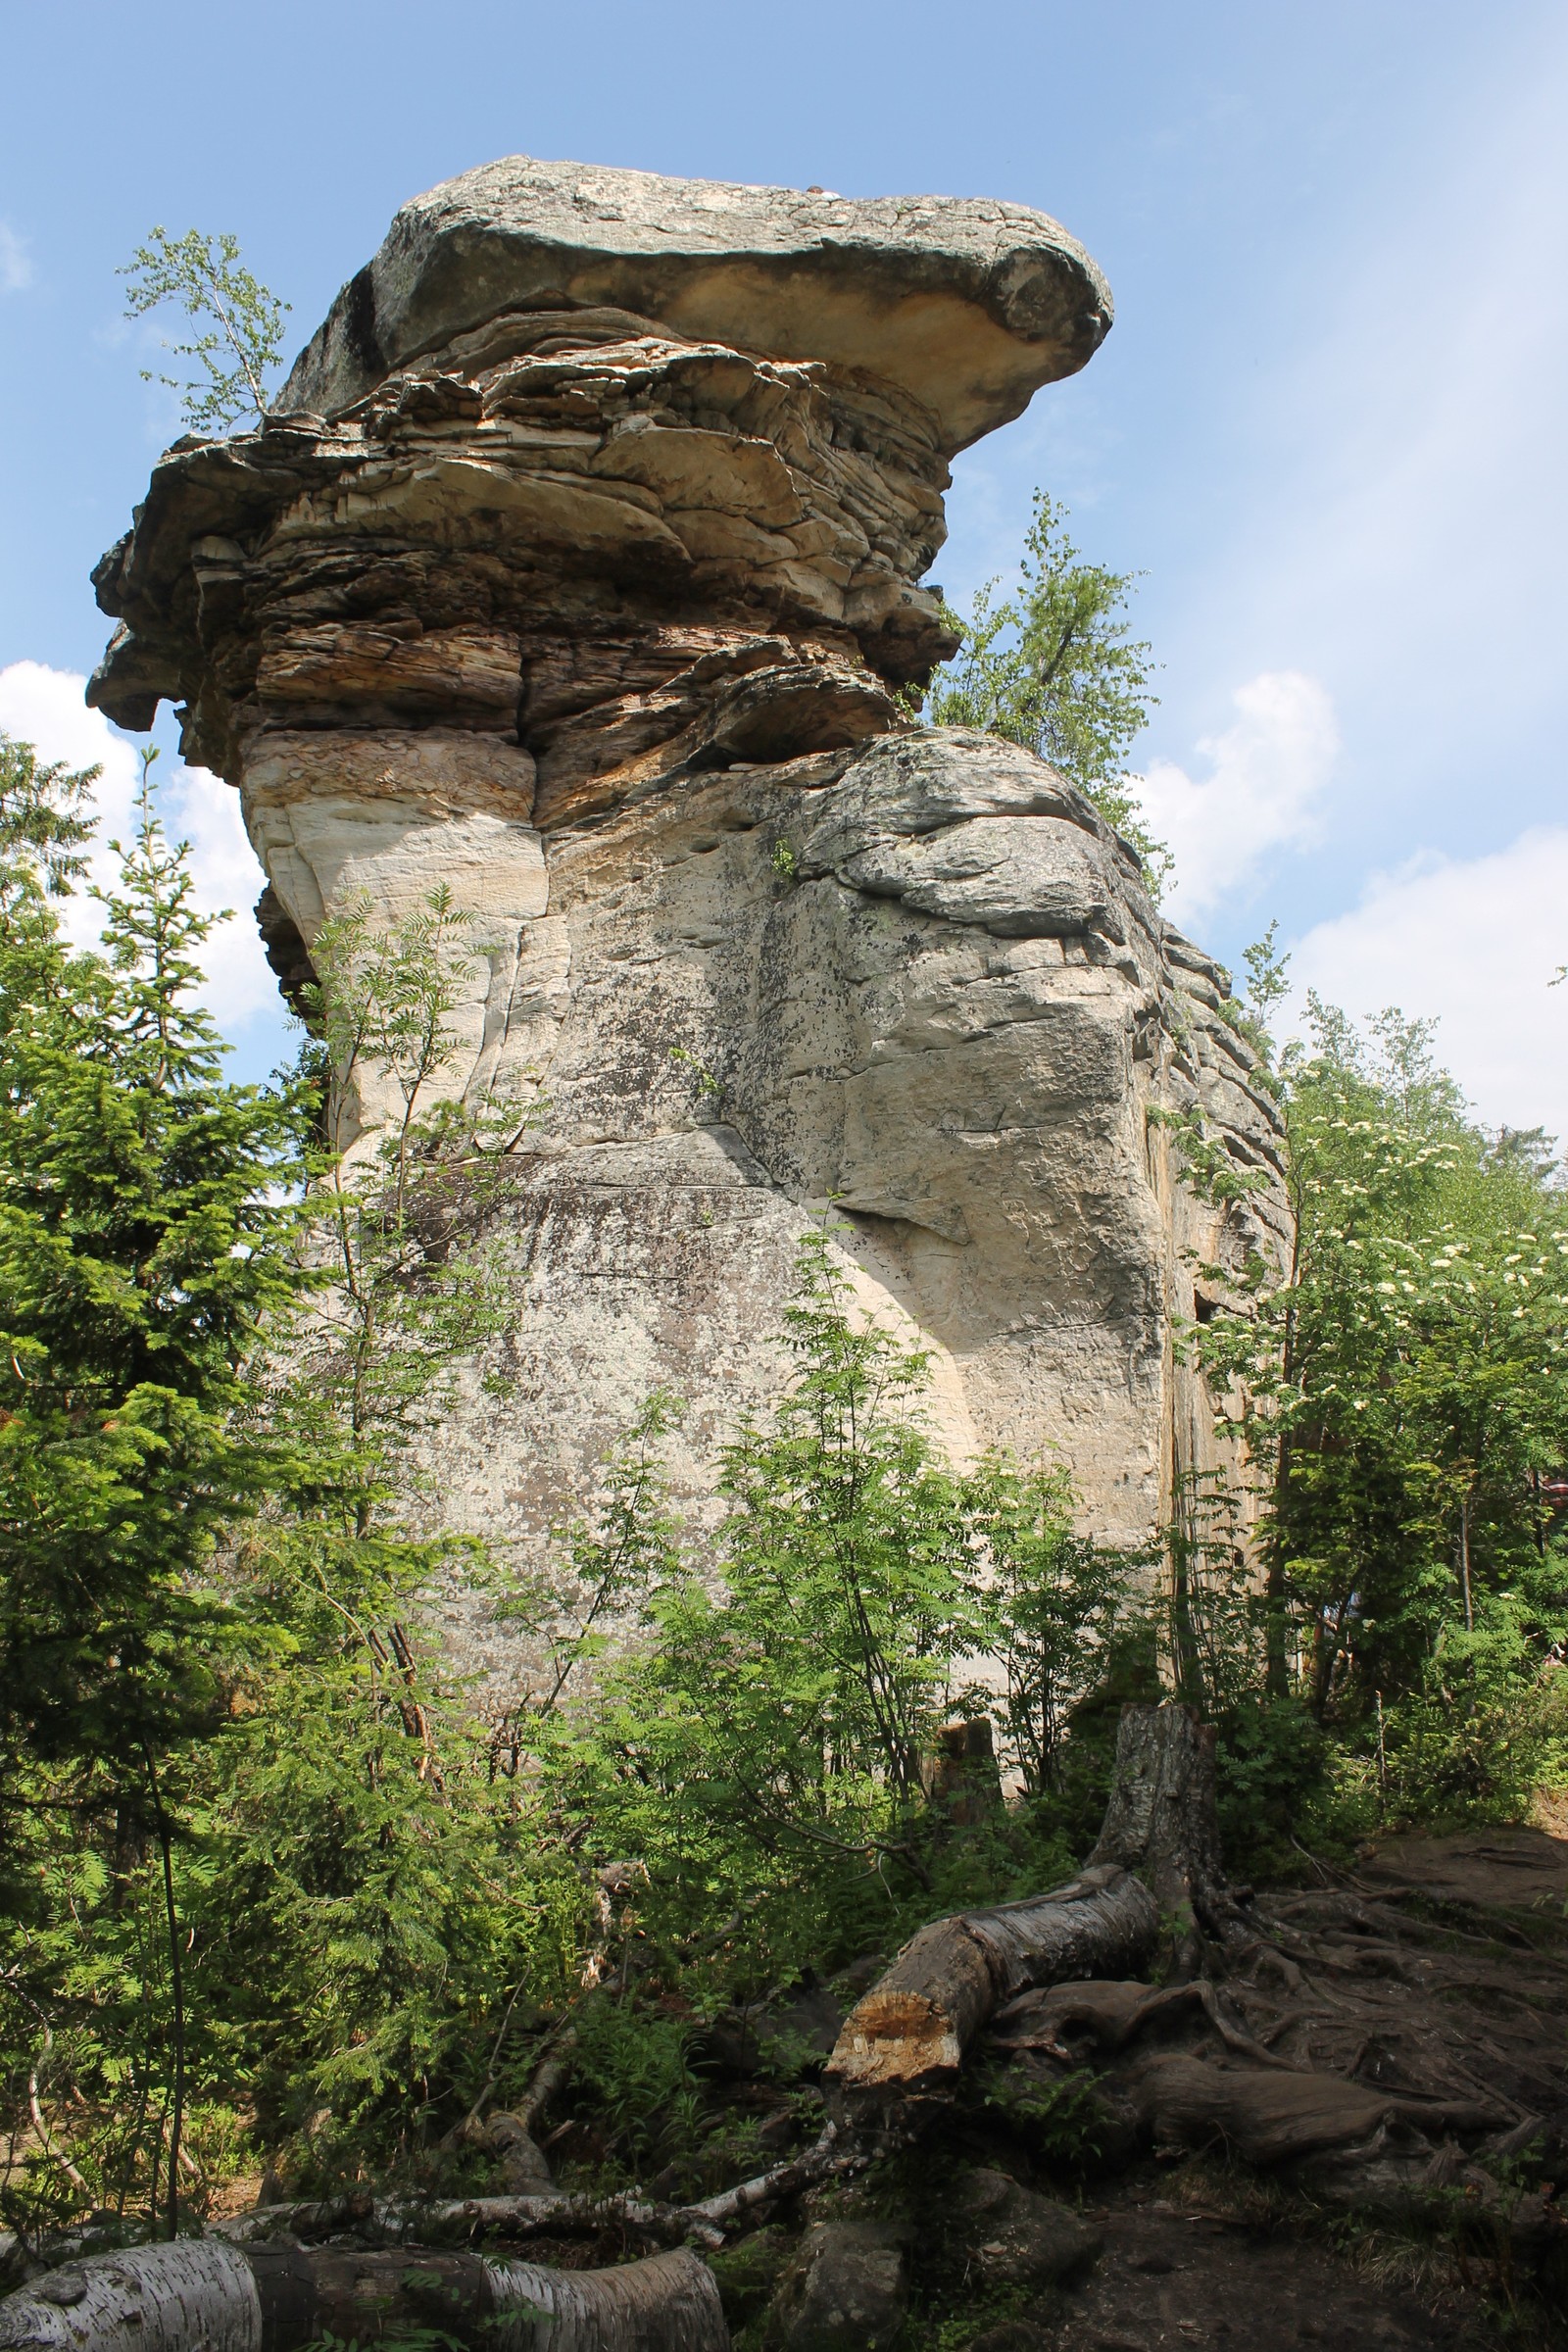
[762,2218,909,2351]
[950,2168,1101,2288]
[277,155,1112,453]
[88,156,1290,1668]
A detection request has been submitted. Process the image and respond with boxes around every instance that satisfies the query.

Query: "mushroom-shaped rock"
[280,155,1113,454]
[85,157,1292,1662]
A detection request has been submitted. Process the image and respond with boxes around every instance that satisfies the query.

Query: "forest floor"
[992,1825,1568,2352]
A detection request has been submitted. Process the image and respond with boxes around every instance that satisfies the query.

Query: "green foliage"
[1212,1693,1331,1882]
[0,740,304,1808]
[0,756,562,2221]
[285,888,525,1520]
[924,491,1168,886]
[567,1997,702,2173]
[548,1233,1140,1998]
[8,632,1565,2242]
[555,1234,985,1978]
[978,2060,1107,2167]
[708,2226,795,2334]
[0,740,311,2230]
[121,227,289,432]
[964,1453,1136,1796]
[497,1392,684,1727]
[1195,965,1568,1822]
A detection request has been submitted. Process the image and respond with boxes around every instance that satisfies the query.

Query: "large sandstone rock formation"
[88,155,1288,1631]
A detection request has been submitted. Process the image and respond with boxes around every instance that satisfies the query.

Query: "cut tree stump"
[825,1703,1235,2109]
[824,1865,1158,2105]
[1088,1701,1235,1935]
[0,2238,728,2352]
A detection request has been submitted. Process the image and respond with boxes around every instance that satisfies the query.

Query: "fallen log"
[0,2240,260,2352]
[216,2188,724,2255]
[824,1864,1158,2104]
[214,2122,860,2258]
[824,1704,1238,2109]
[0,2238,728,2351]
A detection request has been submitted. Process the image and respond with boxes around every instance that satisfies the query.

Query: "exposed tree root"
[9,1704,1568,2348]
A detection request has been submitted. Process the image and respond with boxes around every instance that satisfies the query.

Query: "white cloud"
[1286,827,1568,1147]
[1136,670,1339,924]
[0,222,32,294]
[0,662,279,1036]
[1149,31,1568,856]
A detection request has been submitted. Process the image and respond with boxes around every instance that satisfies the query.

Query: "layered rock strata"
[89,155,1287,1630]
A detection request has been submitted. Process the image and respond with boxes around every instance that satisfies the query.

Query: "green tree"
[0,740,307,2230]
[283,887,524,1521]
[963,1453,1133,1798]
[121,228,289,432]
[190,890,552,2172]
[925,491,1167,885]
[0,774,564,2220]
[1194,976,1568,1816]
[558,1235,1131,1983]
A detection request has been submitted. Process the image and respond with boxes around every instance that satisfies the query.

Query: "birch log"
[0,2240,262,2352]
[0,2239,727,2352]
[487,2248,727,2349]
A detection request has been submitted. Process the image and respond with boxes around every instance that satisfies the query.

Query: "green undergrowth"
[3,729,1567,2244]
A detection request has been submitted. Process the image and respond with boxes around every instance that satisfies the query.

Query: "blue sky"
[2,0,1565,1129]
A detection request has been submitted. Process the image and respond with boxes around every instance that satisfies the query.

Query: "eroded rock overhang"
[87,156,1111,832]
[83,157,1291,1568]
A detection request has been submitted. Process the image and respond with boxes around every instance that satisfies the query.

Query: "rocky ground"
[1022,2187,1479,2351]
[5,1824,1563,2350]
[740,1824,1568,2350]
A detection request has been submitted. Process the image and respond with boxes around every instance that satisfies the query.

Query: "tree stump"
[1088,1701,1234,1936]
[824,1866,1158,2109]
[825,1703,1238,2110]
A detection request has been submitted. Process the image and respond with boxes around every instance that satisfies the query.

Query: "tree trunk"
[0,2240,728,2352]
[486,2247,727,2349]
[824,1864,1157,2107]
[921,1718,1004,1829]
[0,2239,262,2352]
[1089,1700,1234,1936]
[825,1703,1237,2110]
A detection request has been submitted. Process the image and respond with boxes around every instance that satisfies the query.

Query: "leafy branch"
[121,227,289,433]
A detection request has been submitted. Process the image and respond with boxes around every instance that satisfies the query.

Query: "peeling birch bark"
[0,2240,261,2352]
[0,2240,727,2352]
[486,2247,727,2349]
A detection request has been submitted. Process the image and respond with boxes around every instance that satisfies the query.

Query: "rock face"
[949,2169,1102,2289]
[88,155,1288,1653]
[277,156,1112,452]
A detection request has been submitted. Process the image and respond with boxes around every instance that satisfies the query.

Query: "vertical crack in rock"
[87,154,1289,1674]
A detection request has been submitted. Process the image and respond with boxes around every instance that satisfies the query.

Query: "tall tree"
[0,739,306,2228]
[1193,977,1568,1809]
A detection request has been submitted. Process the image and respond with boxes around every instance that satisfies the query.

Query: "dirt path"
[1053,2187,1483,2351]
[1019,1825,1568,2352]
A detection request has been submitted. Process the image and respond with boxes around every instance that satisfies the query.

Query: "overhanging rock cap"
[280,154,1112,456]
